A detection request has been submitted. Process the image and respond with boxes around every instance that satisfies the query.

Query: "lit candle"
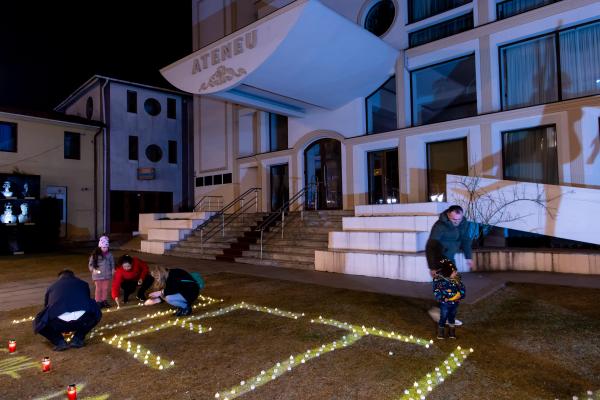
[8,339,16,353]
[67,384,77,400]
[41,357,51,372]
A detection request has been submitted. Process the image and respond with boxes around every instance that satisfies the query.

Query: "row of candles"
[7,339,78,399]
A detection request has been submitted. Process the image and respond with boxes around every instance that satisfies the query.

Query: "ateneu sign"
[192,30,258,75]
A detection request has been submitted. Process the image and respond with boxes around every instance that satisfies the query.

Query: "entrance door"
[270,164,289,211]
[110,191,173,233]
[368,148,399,204]
[304,139,342,210]
[426,138,468,202]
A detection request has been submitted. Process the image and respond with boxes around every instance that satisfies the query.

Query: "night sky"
[0,1,192,112]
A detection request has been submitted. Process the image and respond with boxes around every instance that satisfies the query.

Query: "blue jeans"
[164,293,188,308]
[438,303,459,328]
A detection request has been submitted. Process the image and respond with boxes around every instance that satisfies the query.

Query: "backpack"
[189,272,205,290]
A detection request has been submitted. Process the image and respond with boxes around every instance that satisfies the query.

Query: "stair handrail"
[256,183,316,259]
[193,195,223,212]
[195,187,261,251]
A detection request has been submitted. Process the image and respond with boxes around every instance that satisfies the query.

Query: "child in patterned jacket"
[432,257,465,339]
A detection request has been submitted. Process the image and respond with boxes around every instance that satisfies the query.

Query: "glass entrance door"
[304,139,342,210]
[270,164,289,211]
[426,138,468,202]
[368,148,399,204]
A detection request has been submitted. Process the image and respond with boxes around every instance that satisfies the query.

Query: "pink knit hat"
[98,236,109,248]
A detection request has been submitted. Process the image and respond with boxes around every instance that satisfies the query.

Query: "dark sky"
[0,1,192,112]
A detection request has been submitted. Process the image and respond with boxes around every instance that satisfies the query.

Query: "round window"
[144,98,161,116]
[364,0,395,37]
[145,144,163,162]
[86,97,94,119]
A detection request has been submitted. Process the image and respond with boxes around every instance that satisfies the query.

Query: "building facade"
[161,0,600,213]
[0,107,102,244]
[56,76,194,234]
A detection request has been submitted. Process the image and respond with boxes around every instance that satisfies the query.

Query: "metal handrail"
[195,187,261,251]
[256,183,317,259]
[193,195,223,212]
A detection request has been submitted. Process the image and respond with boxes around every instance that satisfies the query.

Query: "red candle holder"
[67,384,77,400]
[41,356,51,372]
[8,339,16,353]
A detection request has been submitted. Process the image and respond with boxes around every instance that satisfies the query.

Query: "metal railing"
[255,183,317,259]
[196,188,261,252]
[193,195,223,212]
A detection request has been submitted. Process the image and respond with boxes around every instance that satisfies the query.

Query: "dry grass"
[0,253,599,399]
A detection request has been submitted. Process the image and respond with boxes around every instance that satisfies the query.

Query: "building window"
[129,136,138,161]
[204,175,213,186]
[86,97,94,119]
[168,140,177,164]
[409,12,473,48]
[167,98,177,119]
[64,132,81,160]
[503,125,558,184]
[364,0,395,37]
[127,90,137,113]
[145,144,163,163]
[367,148,399,204]
[427,138,468,201]
[223,173,232,184]
[144,98,161,116]
[0,122,17,152]
[195,177,204,187]
[411,54,477,126]
[213,174,223,185]
[269,113,288,152]
[366,76,397,134]
[408,0,471,24]
[497,0,562,20]
[500,20,600,110]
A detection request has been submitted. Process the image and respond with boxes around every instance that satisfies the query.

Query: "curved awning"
[161,0,398,116]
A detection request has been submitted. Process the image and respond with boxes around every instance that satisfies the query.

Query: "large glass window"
[497,0,562,20]
[269,113,288,152]
[364,0,395,37]
[408,0,471,24]
[502,125,558,184]
[0,122,17,152]
[411,55,477,126]
[427,138,468,202]
[409,12,473,48]
[367,148,399,205]
[64,132,80,160]
[270,164,289,211]
[366,76,397,134]
[500,20,600,110]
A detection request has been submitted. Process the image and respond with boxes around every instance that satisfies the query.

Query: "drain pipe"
[97,79,110,238]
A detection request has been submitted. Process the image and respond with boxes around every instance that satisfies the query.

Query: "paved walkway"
[3,248,600,313]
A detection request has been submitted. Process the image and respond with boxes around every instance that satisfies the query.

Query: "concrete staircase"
[139,212,213,254]
[315,203,469,282]
[166,210,352,270]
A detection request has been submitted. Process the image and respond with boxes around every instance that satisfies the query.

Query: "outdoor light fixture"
[41,357,51,372]
[7,339,16,353]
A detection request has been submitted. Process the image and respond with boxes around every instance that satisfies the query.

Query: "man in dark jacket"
[33,269,101,351]
[425,205,473,326]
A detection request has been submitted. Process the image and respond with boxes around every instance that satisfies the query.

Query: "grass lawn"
[0,253,599,399]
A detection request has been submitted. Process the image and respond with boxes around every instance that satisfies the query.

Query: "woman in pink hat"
[88,235,115,308]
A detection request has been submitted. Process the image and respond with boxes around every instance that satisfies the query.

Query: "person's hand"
[114,297,120,309]
[144,298,162,306]
[148,290,162,299]
[137,279,143,286]
[466,259,474,269]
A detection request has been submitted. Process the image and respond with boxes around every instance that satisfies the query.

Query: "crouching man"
[33,269,102,351]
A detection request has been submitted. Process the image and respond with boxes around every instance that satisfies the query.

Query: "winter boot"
[437,327,446,339]
[448,325,456,339]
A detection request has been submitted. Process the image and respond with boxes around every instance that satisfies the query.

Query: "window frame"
[167,98,177,119]
[168,140,177,164]
[127,90,137,114]
[63,131,81,160]
[0,121,17,153]
[128,136,139,161]
[365,76,397,135]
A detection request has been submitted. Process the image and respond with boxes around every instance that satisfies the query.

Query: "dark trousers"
[120,275,154,301]
[438,302,459,327]
[38,312,101,345]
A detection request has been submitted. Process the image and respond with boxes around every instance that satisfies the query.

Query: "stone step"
[177,240,231,249]
[235,257,314,270]
[248,244,326,253]
[146,218,207,230]
[141,240,178,255]
[355,202,448,217]
[168,246,224,256]
[240,250,314,263]
[342,215,438,232]
[251,238,329,248]
[165,250,217,260]
[328,231,429,252]
[148,228,192,241]
[315,250,468,282]
[268,226,339,235]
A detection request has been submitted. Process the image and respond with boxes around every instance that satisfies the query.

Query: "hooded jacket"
[111,257,149,299]
[425,211,472,269]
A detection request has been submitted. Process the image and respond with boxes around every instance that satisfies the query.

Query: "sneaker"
[180,306,192,316]
[136,295,146,302]
[70,337,85,348]
[102,300,111,308]
[53,340,69,352]
[174,307,185,316]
